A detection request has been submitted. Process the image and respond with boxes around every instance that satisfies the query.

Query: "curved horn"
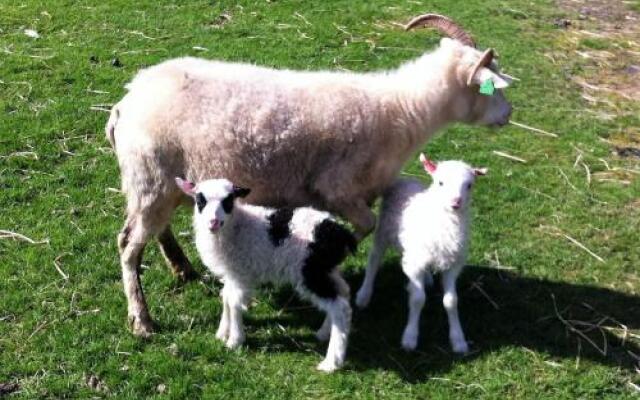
[466,48,494,86]
[405,13,476,48]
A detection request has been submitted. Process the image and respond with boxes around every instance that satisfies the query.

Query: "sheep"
[175,176,356,372]
[107,13,513,336]
[355,153,487,353]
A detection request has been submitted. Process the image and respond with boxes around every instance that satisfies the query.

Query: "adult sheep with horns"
[106,13,514,337]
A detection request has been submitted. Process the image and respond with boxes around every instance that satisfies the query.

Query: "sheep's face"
[175,177,251,233]
[450,41,513,127]
[419,153,486,212]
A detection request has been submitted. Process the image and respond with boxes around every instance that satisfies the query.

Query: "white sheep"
[108,14,513,336]
[355,153,487,353]
[175,176,356,372]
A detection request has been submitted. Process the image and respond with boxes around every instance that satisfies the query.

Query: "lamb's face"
[175,177,250,233]
[420,154,486,212]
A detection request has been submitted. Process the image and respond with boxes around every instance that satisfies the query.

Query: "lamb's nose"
[209,219,221,231]
[452,197,462,209]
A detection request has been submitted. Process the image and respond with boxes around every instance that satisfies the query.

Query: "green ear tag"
[479,79,495,96]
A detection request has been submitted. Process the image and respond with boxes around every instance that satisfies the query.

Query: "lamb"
[355,153,487,353]
[175,176,356,372]
[108,13,513,336]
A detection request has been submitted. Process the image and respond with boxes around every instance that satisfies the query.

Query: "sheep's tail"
[105,105,120,149]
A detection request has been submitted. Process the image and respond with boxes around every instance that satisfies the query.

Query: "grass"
[1,0,639,398]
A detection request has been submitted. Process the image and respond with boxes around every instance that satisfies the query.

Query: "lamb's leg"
[316,315,332,342]
[118,217,153,337]
[355,227,388,308]
[223,283,247,349]
[401,265,427,351]
[317,296,351,372]
[442,265,469,354]
[157,226,197,281]
[215,292,231,341]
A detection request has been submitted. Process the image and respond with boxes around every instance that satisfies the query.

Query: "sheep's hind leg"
[157,226,198,281]
[355,228,388,308]
[119,217,153,338]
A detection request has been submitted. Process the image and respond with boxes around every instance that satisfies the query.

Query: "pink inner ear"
[474,168,488,176]
[418,153,437,174]
[422,159,437,173]
[175,177,196,195]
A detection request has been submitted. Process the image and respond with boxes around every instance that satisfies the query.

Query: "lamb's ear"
[175,176,196,196]
[419,153,437,174]
[474,167,488,176]
[232,185,251,198]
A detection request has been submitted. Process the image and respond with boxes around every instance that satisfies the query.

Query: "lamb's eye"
[467,183,472,189]
[195,193,207,212]
[439,181,443,186]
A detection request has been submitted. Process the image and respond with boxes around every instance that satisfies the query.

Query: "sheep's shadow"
[246,262,640,381]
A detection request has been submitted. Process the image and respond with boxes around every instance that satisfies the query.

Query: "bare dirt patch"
[555,0,640,103]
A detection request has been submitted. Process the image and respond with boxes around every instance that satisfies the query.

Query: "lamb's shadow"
[252,263,640,381]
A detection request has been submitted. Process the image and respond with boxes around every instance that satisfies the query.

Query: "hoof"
[401,333,418,351]
[354,289,371,309]
[315,328,330,342]
[215,326,229,341]
[129,315,153,338]
[173,262,199,282]
[225,335,245,349]
[316,360,340,373]
[451,340,469,354]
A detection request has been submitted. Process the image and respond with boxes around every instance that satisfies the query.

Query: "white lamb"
[175,177,356,372]
[355,153,487,353]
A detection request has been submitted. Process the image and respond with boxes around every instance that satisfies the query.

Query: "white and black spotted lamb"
[176,177,356,372]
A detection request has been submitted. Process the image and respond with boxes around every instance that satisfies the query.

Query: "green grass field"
[1,0,639,398]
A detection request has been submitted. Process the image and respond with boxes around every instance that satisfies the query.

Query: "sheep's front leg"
[442,265,469,354]
[157,226,197,281]
[222,283,247,349]
[401,265,428,351]
[336,199,376,241]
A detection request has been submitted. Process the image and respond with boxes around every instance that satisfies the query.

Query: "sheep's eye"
[438,181,443,186]
[467,183,472,189]
[221,194,234,214]
[195,193,207,213]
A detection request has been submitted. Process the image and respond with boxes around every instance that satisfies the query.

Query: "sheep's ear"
[175,176,196,196]
[471,68,511,90]
[232,185,251,198]
[474,167,488,176]
[419,153,437,174]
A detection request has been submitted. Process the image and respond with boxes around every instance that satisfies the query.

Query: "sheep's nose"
[452,197,462,209]
[209,219,223,232]
[506,104,513,119]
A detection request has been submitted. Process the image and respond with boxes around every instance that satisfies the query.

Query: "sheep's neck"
[379,56,462,147]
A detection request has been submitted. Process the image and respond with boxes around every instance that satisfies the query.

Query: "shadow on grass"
[221,263,640,382]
